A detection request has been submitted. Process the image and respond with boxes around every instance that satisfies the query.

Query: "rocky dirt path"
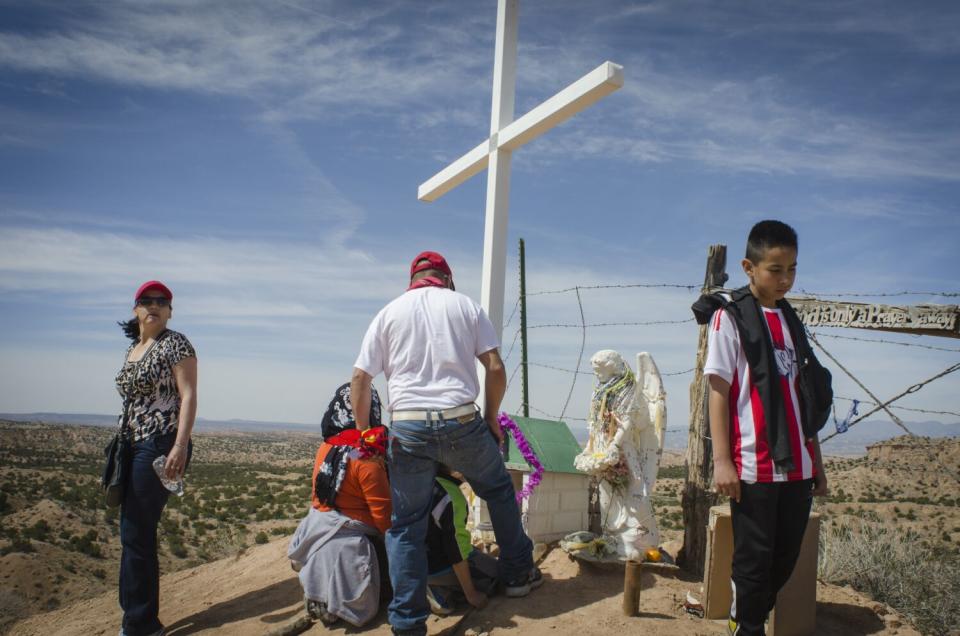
[9,537,916,636]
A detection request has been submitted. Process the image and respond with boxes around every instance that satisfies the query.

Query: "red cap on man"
[409,251,454,291]
[134,280,173,302]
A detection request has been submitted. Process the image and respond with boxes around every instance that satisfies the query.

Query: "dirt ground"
[8,536,917,636]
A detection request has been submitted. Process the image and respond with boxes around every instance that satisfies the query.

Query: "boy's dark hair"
[745,220,798,263]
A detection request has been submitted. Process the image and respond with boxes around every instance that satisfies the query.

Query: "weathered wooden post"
[678,244,727,575]
[622,560,642,616]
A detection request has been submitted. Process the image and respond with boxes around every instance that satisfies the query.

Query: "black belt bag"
[101,430,131,508]
[102,393,134,508]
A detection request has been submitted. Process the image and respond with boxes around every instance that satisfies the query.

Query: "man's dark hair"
[411,267,449,285]
[745,220,798,263]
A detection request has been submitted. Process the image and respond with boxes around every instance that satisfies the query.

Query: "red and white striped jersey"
[704,306,816,483]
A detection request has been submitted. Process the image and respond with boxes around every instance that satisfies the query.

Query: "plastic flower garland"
[497,412,545,503]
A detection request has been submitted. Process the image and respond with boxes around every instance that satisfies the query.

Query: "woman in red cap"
[115,280,197,636]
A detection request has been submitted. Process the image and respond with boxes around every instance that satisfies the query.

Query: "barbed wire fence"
[499,274,960,460]
[500,278,704,427]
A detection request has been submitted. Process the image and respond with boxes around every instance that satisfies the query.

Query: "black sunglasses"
[136,297,171,308]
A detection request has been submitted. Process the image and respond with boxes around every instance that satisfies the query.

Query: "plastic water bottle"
[152,455,185,496]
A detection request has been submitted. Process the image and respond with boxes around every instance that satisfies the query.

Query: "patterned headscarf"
[320,382,382,440]
[315,383,385,508]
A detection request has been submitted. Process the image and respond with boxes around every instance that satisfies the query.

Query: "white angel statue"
[574,350,666,560]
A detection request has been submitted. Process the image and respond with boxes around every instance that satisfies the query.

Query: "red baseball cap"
[134,280,173,301]
[410,251,453,278]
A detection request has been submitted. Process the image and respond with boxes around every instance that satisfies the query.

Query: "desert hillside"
[2,421,957,634]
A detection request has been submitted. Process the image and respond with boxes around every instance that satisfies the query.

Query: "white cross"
[418,0,623,343]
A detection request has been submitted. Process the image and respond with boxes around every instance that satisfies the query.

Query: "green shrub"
[254,531,269,545]
[1,538,34,555]
[657,465,686,479]
[167,536,188,559]
[23,519,51,542]
[68,530,102,558]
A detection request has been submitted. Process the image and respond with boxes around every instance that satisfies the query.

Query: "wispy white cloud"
[4,0,957,182]
[808,195,959,225]
[0,1,489,124]
[0,225,397,323]
[513,66,960,182]
[597,1,960,55]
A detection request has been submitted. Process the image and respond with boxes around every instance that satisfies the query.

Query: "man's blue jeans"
[386,413,533,634]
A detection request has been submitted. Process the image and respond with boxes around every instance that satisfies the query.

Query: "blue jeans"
[119,432,191,636]
[386,413,533,634]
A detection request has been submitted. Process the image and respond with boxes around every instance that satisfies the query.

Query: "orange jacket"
[311,443,392,534]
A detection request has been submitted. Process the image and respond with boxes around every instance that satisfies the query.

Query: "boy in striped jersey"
[697,220,828,636]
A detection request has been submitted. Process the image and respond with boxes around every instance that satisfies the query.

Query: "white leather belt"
[391,403,478,422]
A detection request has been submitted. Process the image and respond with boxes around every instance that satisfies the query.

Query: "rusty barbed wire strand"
[527,404,587,422]
[529,361,592,376]
[810,334,916,438]
[811,332,960,353]
[528,317,695,329]
[505,361,522,391]
[798,288,960,299]
[501,327,522,364]
[834,396,960,419]
[821,361,960,444]
[527,282,700,297]
[559,287,587,421]
[503,295,521,331]
[528,360,695,377]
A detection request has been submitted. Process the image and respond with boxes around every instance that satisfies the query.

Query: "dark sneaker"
[727,617,741,635]
[305,597,339,625]
[504,567,543,597]
[426,585,454,616]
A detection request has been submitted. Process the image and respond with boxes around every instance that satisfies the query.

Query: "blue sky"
[1,0,958,445]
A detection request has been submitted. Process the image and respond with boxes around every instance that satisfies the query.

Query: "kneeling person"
[425,469,497,615]
[288,383,391,627]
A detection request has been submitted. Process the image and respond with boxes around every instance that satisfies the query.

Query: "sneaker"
[727,617,741,635]
[119,628,164,636]
[504,567,543,598]
[425,585,454,616]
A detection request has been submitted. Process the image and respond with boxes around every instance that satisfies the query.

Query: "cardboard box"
[702,505,820,636]
[703,504,734,620]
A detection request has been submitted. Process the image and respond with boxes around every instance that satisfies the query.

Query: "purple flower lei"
[497,412,545,503]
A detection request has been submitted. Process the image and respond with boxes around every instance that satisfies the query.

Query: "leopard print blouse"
[115,330,196,441]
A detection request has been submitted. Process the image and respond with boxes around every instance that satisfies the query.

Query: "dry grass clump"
[819,519,959,635]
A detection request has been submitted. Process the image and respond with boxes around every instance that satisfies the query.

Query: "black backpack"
[788,311,834,437]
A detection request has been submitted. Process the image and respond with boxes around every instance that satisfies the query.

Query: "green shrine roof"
[502,415,584,475]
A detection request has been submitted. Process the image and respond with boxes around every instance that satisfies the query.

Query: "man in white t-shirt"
[350,251,539,636]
